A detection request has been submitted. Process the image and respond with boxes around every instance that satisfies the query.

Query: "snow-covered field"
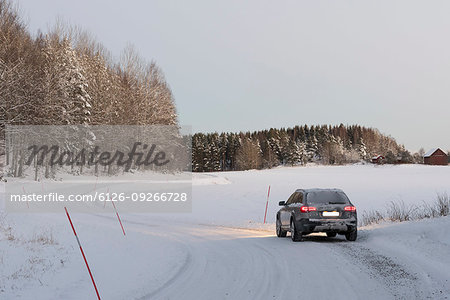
[1,164,450,299]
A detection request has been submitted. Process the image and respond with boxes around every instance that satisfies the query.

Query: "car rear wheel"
[326,232,337,238]
[276,219,287,237]
[345,228,357,241]
[290,220,302,242]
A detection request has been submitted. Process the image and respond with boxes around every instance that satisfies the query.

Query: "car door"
[280,192,298,226]
[290,192,304,219]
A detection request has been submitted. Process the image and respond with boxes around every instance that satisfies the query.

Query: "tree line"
[0,0,179,177]
[192,124,415,172]
[0,0,177,137]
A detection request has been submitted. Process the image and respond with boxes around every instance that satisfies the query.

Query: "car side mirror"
[279,201,286,206]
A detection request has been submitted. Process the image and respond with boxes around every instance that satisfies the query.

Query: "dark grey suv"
[276,188,357,242]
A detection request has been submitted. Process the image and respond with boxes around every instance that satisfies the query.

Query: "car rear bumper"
[296,218,357,233]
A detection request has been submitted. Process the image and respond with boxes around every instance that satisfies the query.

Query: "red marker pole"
[263,185,271,224]
[64,207,101,300]
[111,200,126,236]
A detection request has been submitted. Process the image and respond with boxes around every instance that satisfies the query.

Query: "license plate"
[323,211,339,217]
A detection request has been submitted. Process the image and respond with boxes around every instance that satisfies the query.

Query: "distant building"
[371,155,385,164]
[423,148,448,165]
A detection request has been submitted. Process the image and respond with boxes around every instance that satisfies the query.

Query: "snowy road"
[111,215,447,300]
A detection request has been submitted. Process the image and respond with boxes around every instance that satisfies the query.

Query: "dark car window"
[306,191,349,204]
[293,192,303,204]
[286,193,297,205]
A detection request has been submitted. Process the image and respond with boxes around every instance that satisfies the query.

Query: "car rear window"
[306,191,349,204]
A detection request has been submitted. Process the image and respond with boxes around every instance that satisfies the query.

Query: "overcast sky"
[13,0,450,151]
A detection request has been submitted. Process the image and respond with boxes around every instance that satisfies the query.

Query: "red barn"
[371,155,385,164]
[423,148,448,165]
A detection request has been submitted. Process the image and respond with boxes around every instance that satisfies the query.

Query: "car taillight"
[300,206,317,213]
[344,206,356,212]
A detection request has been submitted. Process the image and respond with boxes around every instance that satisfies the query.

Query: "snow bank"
[359,216,450,297]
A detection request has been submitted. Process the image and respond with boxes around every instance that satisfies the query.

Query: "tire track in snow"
[116,215,433,300]
[138,250,193,300]
[138,224,393,300]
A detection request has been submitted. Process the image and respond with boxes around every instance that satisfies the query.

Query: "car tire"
[276,218,287,237]
[290,220,302,242]
[345,228,357,241]
[326,232,337,238]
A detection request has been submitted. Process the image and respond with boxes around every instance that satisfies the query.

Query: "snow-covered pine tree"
[306,135,319,162]
[207,133,221,171]
[43,36,92,125]
[297,141,307,165]
[284,139,301,165]
[267,136,281,163]
[192,134,205,172]
[218,133,228,171]
[358,138,368,160]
